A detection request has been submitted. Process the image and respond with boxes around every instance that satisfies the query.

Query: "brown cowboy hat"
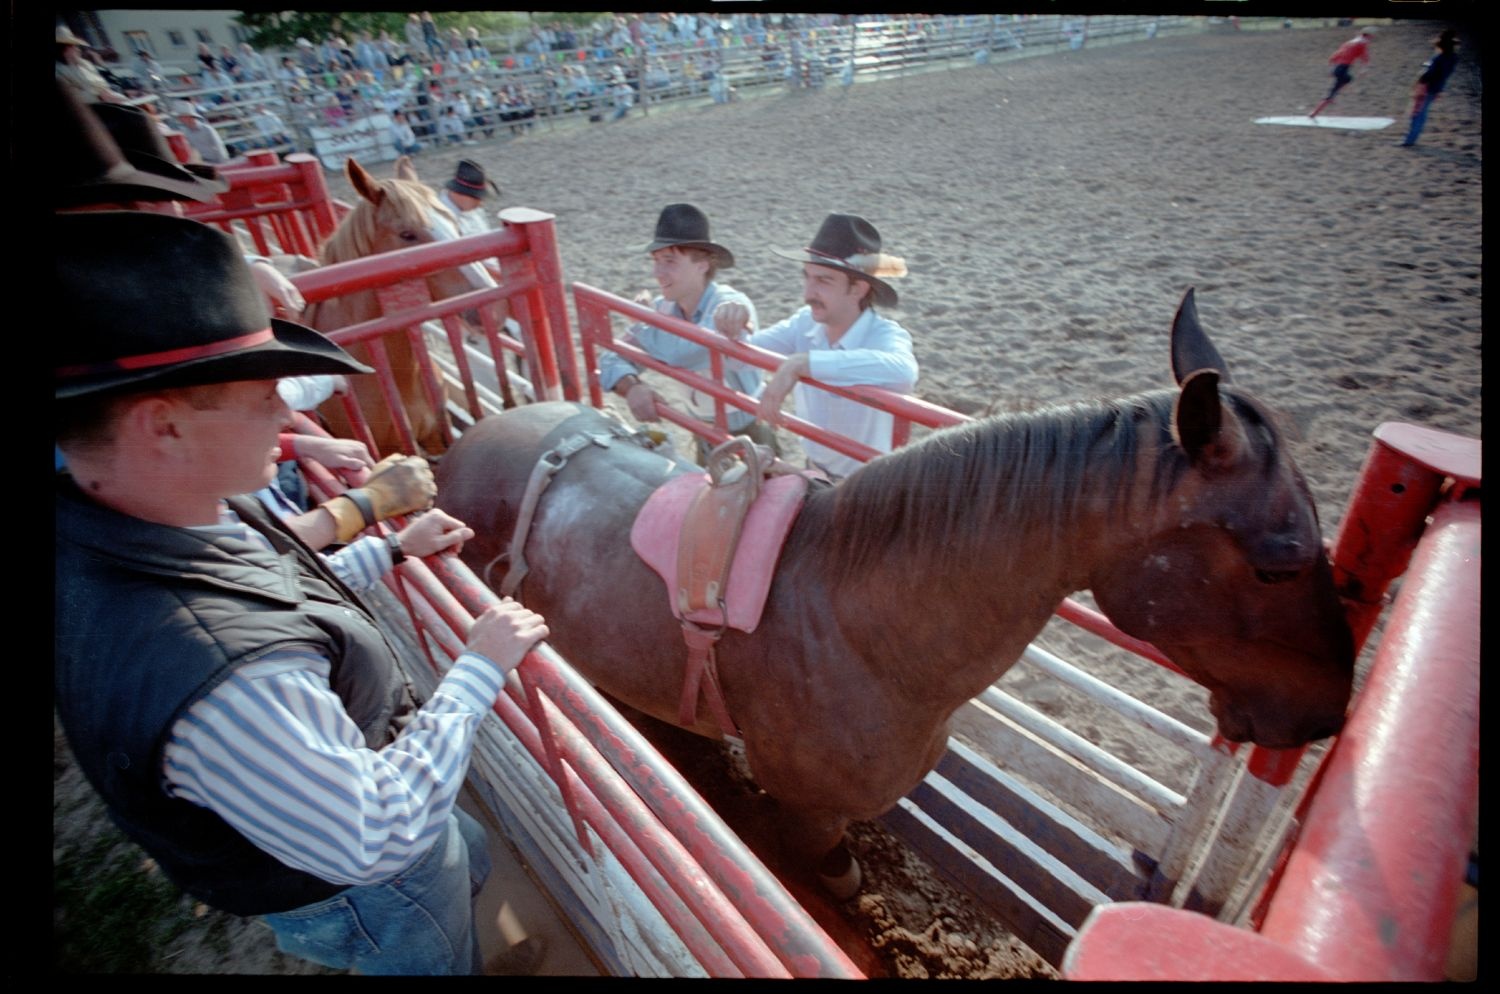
[773,213,906,308]
[55,211,371,400]
[54,80,228,207]
[643,203,734,269]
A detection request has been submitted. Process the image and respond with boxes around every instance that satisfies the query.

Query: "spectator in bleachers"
[237,42,270,81]
[499,83,535,133]
[405,14,427,60]
[607,66,635,121]
[250,104,291,150]
[713,213,917,480]
[378,30,407,69]
[389,110,423,154]
[450,90,477,139]
[196,42,218,73]
[132,49,168,92]
[437,105,467,145]
[217,45,241,79]
[421,12,444,61]
[467,83,496,139]
[172,101,231,164]
[603,203,776,464]
[57,27,130,105]
[294,37,321,74]
[644,57,673,96]
[276,56,309,90]
[355,30,383,75]
[465,27,491,64]
[317,36,342,72]
[607,16,631,54]
[203,64,238,104]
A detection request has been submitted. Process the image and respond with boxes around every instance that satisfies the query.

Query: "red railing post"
[287,152,338,242]
[501,207,576,401]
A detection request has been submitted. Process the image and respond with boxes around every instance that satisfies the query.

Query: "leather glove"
[320,453,436,543]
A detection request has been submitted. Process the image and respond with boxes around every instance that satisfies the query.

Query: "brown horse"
[434,289,1355,893]
[303,158,497,457]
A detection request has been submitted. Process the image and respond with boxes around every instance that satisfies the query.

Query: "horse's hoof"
[816,847,863,901]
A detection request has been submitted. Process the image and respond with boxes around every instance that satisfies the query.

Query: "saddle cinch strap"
[494,419,646,598]
[673,437,763,737]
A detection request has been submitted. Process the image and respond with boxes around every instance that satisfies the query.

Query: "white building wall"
[89,10,255,72]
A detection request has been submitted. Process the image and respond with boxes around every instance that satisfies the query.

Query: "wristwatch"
[385,532,406,566]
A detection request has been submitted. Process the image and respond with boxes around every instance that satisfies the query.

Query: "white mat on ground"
[1254,115,1395,130]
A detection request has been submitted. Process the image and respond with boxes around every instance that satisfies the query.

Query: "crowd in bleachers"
[63,13,1148,164]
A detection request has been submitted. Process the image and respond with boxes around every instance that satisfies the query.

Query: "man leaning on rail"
[52,208,551,975]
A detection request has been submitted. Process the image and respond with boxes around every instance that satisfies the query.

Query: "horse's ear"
[393,155,420,184]
[1171,287,1233,386]
[1173,368,1245,468]
[346,157,385,206]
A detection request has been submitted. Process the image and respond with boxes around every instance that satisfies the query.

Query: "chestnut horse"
[434,289,1355,893]
[303,158,497,457]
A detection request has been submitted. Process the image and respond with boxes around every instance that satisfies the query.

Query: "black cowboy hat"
[446,159,500,200]
[55,211,372,400]
[54,80,228,207]
[643,203,735,269]
[773,213,906,308]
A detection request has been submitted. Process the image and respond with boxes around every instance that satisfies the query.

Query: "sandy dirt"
[56,18,1479,978]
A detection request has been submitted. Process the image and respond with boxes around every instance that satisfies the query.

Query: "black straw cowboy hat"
[643,203,735,269]
[773,213,907,308]
[446,159,500,200]
[55,79,228,207]
[55,211,372,400]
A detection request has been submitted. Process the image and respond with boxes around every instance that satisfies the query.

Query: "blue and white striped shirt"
[161,504,507,886]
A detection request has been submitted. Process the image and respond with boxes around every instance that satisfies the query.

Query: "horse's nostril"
[1255,568,1300,585]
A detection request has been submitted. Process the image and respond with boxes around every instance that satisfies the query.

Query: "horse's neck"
[796,400,1165,707]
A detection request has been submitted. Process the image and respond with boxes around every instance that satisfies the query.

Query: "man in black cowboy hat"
[601,203,778,462]
[438,158,501,238]
[714,212,918,479]
[54,210,550,975]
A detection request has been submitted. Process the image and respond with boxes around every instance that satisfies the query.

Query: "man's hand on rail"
[758,353,810,427]
[466,598,550,678]
[713,301,752,341]
[394,507,474,559]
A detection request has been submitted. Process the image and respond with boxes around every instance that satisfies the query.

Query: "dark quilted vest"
[55,478,413,916]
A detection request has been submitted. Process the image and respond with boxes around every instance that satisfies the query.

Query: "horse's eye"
[399,230,420,243]
[1254,568,1300,585]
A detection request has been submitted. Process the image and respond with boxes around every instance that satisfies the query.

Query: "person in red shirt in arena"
[1310,29,1373,119]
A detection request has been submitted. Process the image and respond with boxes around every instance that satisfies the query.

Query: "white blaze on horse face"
[426,207,497,290]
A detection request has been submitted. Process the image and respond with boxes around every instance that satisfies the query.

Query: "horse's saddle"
[630,438,817,736]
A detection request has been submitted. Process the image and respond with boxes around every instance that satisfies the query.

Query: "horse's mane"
[319,177,455,265]
[818,387,1284,585]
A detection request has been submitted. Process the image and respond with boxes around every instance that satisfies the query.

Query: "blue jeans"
[262,808,492,975]
[1403,91,1438,145]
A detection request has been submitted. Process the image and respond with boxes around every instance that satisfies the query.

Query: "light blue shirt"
[746,306,919,478]
[600,281,764,431]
